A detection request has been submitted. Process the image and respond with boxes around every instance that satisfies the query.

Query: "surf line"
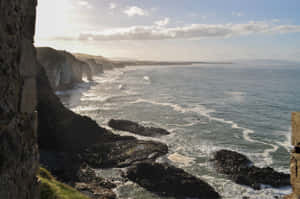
[130,98,279,164]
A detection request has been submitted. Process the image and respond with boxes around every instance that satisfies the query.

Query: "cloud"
[232,12,244,17]
[272,19,280,23]
[54,21,300,41]
[78,0,92,9]
[155,18,170,26]
[124,6,148,17]
[109,3,117,9]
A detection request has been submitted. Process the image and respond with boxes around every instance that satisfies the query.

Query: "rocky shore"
[126,162,221,199]
[34,46,224,198]
[212,150,290,190]
[0,1,291,198]
[108,119,171,137]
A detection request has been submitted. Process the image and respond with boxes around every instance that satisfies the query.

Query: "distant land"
[74,53,233,66]
[233,59,300,66]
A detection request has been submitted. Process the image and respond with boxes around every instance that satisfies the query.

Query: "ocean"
[61,64,300,199]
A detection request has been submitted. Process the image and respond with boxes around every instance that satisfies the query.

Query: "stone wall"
[287,112,300,199]
[0,0,39,198]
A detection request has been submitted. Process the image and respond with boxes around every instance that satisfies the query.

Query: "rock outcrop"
[126,162,220,199]
[0,0,39,198]
[84,58,104,75]
[74,166,116,199]
[36,47,90,90]
[213,150,290,190]
[108,119,170,137]
[81,138,168,168]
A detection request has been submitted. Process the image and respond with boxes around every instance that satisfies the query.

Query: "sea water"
[62,64,300,199]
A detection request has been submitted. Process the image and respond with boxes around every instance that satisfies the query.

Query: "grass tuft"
[38,167,90,199]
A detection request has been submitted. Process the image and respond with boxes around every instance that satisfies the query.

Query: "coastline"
[62,64,292,199]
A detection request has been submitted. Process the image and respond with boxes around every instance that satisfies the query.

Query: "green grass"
[38,167,90,199]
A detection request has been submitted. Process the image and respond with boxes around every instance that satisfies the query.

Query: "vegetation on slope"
[38,167,89,199]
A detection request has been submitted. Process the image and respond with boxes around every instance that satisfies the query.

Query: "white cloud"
[78,0,92,9]
[53,21,300,41]
[232,12,244,17]
[124,6,148,17]
[272,19,280,23]
[109,3,117,9]
[155,18,170,26]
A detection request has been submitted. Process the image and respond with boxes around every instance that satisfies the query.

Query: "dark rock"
[126,162,220,199]
[81,139,168,168]
[108,119,170,137]
[75,166,116,199]
[75,182,116,199]
[39,150,82,182]
[213,150,290,190]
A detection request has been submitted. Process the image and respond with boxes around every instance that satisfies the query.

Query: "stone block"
[292,112,300,147]
[20,77,37,113]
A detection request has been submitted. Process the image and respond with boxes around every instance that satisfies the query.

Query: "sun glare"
[35,0,75,42]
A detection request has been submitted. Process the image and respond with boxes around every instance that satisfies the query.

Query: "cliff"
[36,47,91,90]
[75,53,124,71]
[0,0,39,198]
[36,53,167,185]
[80,58,104,75]
[36,62,116,152]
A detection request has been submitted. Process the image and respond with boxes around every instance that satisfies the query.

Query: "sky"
[35,0,300,61]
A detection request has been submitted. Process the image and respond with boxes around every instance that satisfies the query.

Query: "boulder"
[81,138,168,168]
[213,150,290,190]
[126,162,220,199]
[75,166,116,199]
[108,119,170,137]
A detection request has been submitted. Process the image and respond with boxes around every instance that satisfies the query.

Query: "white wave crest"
[130,98,280,166]
[143,76,150,81]
[168,153,195,167]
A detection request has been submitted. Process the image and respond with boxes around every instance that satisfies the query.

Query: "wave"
[130,98,214,116]
[118,84,126,90]
[130,98,280,166]
[225,91,246,103]
[275,127,292,153]
[71,105,101,112]
[143,76,150,81]
[92,69,125,84]
[168,152,195,167]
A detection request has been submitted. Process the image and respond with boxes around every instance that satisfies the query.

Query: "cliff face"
[36,47,89,90]
[85,58,104,75]
[75,53,124,72]
[81,61,93,81]
[0,0,39,198]
[36,63,116,152]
